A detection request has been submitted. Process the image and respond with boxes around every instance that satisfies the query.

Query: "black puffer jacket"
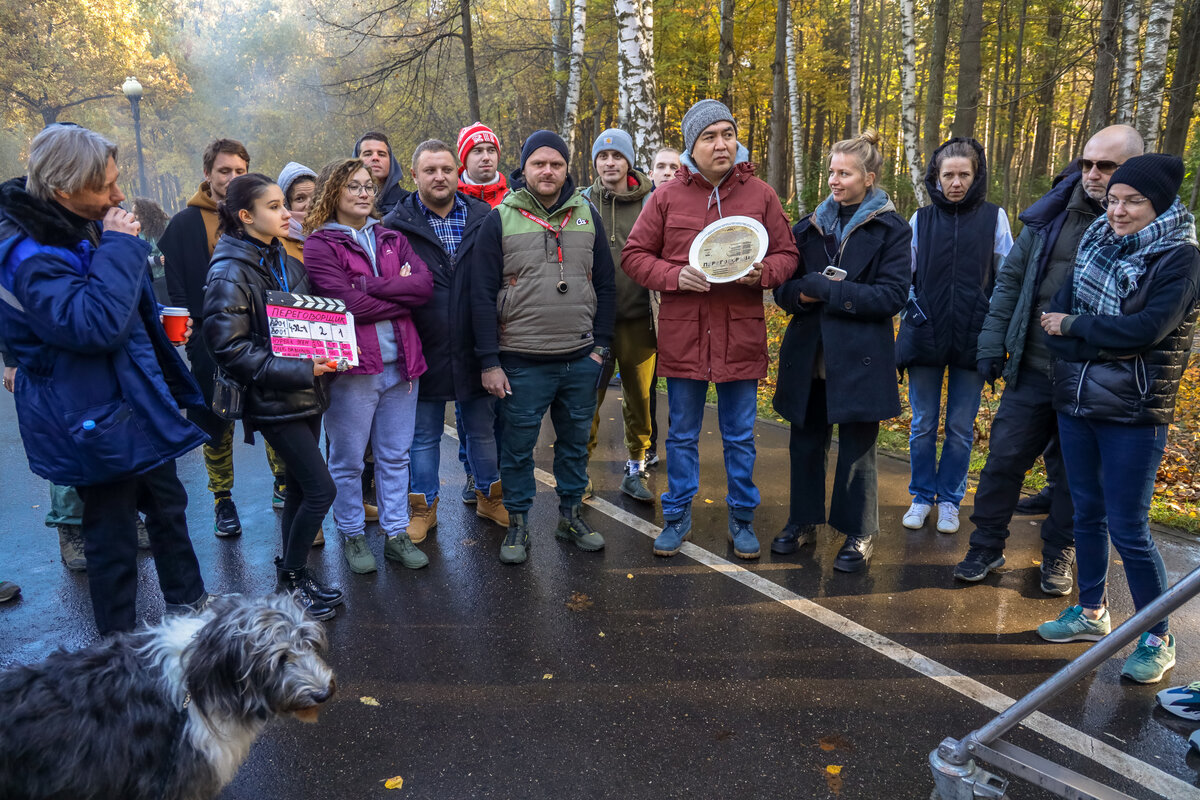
[897,137,1001,371]
[202,233,327,424]
[1049,243,1200,425]
[382,192,491,402]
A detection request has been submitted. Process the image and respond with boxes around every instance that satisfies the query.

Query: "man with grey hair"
[954,124,1145,594]
[0,123,210,634]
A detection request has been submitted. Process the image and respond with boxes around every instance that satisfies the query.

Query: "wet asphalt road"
[1,386,1199,799]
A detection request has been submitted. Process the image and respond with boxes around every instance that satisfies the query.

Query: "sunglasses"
[1079,159,1120,173]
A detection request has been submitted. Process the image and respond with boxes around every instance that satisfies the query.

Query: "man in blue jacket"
[955,124,1144,595]
[0,124,210,634]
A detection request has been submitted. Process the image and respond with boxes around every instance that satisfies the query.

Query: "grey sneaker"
[620,469,655,503]
[57,524,87,571]
[500,514,529,564]
[1122,632,1176,684]
[343,534,378,574]
[556,505,605,551]
[384,533,429,569]
[1037,605,1111,643]
[461,474,477,504]
[1040,549,1075,596]
[136,516,151,550]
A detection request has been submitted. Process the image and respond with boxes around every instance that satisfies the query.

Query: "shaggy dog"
[0,593,336,800]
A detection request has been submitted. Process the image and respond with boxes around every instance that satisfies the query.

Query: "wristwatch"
[592,346,611,359]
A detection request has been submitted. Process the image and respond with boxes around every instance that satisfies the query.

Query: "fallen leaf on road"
[825,765,843,795]
[566,592,593,611]
[542,673,553,680]
[826,765,842,775]
[598,631,606,637]
[818,734,853,752]
[383,775,404,790]
[627,573,633,579]
[360,696,380,706]
[704,498,714,504]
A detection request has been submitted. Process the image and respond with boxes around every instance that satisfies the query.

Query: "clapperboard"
[265,290,359,367]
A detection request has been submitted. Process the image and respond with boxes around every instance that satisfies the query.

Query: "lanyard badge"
[518,208,574,293]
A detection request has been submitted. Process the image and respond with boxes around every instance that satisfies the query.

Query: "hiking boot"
[475,480,510,527]
[1122,633,1176,684]
[500,513,530,564]
[1015,487,1053,515]
[654,509,691,557]
[136,516,151,550]
[57,524,87,571]
[556,505,605,551]
[903,502,932,529]
[644,449,660,467]
[953,547,1005,582]
[833,534,874,572]
[1036,605,1111,643]
[273,477,287,508]
[620,468,655,503]
[363,502,379,523]
[582,480,595,501]
[936,502,960,534]
[728,514,760,559]
[1040,548,1075,596]
[1157,681,1200,721]
[461,474,477,504]
[342,534,378,574]
[771,523,816,555]
[0,581,21,602]
[385,533,429,569]
[407,493,437,543]
[275,562,336,621]
[312,524,325,547]
[213,496,242,538]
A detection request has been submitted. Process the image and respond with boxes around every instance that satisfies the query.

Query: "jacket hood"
[925,137,989,212]
[813,186,895,241]
[1017,170,1083,230]
[0,177,94,248]
[187,182,218,212]
[678,143,752,185]
[505,170,580,215]
[587,169,653,204]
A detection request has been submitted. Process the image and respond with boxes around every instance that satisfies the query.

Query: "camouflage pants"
[204,422,286,495]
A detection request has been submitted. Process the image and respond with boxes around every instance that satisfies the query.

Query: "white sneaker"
[902,502,932,529]
[937,502,960,534]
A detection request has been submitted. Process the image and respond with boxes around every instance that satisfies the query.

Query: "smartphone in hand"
[822,266,848,281]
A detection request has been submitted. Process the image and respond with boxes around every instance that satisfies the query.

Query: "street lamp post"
[121,76,149,198]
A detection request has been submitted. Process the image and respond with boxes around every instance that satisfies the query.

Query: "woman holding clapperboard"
[303,159,433,576]
[203,173,343,620]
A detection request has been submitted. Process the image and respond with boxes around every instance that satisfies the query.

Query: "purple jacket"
[303,224,433,378]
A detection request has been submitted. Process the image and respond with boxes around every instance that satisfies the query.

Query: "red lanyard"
[518,208,573,263]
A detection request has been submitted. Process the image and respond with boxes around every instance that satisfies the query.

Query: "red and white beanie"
[457,122,501,165]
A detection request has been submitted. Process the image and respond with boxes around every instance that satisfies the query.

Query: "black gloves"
[977,357,1004,386]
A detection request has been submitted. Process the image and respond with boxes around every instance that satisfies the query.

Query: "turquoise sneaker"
[1122,633,1176,684]
[1036,605,1111,643]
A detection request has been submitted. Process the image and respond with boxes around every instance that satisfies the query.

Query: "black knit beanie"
[1108,153,1185,215]
[520,130,570,169]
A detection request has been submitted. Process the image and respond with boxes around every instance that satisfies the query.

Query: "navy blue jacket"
[382,192,491,401]
[0,178,206,486]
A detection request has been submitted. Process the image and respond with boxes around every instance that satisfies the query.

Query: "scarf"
[1072,198,1197,315]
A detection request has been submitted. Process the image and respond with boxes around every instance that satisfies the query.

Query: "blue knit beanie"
[591,129,635,170]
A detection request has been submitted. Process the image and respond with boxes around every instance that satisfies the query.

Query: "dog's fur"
[0,593,335,800]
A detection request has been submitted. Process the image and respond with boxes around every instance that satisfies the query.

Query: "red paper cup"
[161,307,189,344]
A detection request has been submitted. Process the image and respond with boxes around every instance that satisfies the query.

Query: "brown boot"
[312,526,326,547]
[407,493,438,543]
[363,502,379,522]
[475,480,510,527]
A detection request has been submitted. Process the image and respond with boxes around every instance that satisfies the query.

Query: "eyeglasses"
[1080,159,1120,173]
[1101,195,1150,211]
[345,182,377,196]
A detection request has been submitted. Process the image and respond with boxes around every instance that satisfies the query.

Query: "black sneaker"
[644,449,660,467]
[953,547,1005,582]
[214,496,242,537]
[771,523,816,554]
[1014,487,1053,515]
[1040,548,1075,596]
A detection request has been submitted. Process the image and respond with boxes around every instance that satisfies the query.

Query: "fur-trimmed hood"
[0,177,95,248]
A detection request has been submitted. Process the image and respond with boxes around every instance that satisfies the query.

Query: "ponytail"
[217,173,276,237]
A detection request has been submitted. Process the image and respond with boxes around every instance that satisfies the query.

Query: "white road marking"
[443,425,1196,797]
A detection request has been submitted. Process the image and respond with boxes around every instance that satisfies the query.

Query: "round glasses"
[345,182,377,196]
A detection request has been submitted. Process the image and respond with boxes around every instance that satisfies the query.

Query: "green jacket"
[582,170,653,322]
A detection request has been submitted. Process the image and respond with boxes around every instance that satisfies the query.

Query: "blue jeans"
[325,364,419,537]
[412,396,500,501]
[907,365,984,506]
[1058,413,1170,637]
[662,378,759,520]
[500,356,601,514]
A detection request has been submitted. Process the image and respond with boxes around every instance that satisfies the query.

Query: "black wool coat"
[773,199,911,425]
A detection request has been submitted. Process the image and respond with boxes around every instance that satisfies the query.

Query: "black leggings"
[257,415,335,570]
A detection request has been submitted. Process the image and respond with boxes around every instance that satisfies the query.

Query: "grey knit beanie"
[276,161,317,204]
[592,129,636,170]
[682,99,736,155]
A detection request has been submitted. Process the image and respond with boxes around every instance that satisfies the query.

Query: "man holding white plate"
[622,99,798,560]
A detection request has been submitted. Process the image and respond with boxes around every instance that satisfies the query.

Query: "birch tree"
[848,0,862,136]
[561,0,587,158]
[1135,0,1179,149]
[615,0,662,167]
[899,0,928,206]
[550,0,568,121]
[785,2,806,212]
[1115,0,1142,124]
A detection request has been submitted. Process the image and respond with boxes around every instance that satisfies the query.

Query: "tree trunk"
[1089,0,1120,134]
[923,0,951,161]
[767,0,789,194]
[1002,0,1029,212]
[561,0,587,157]
[719,0,735,108]
[1030,0,1063,179]
[615,0,662,168]
[848,0,862,136]
[1136,0,1178,149]
[787,7,807,212]
[987,0,1005,173]
[1115,0,1143,124]
[950,0,986,138]
[550,0,567,120]
[900,0,929,206]
[461,0,481,123]
[1163,0,1200,153]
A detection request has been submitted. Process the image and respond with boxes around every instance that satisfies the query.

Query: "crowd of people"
[0,100,1199,753]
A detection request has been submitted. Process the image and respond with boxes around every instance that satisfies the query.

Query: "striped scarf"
[1072,198,1197,315]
